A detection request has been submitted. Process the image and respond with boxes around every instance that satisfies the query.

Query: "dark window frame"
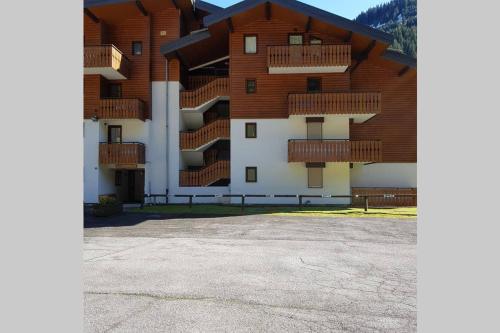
[245,167,257,183]
[108,83,122,98]
[288,33,304,45]
[243,34,258,54]
[245,122,257,138]
[307,77,322,93]
[246,79,257,94]
[107,125,122,143]
[132,41,143,56]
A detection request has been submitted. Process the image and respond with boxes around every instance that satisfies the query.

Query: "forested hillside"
[355,0,417,57]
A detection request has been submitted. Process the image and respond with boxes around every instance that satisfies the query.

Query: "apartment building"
[83,0,417,205]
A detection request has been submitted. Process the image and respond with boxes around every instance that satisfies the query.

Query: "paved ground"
[84,213,417,332]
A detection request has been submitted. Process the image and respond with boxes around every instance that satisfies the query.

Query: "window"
[307,78,322,93]
[310,36,323,45]
[244,35,257,54]
[306,118,323,140]
[289,33,304,45]
[108,125,122,143]
[245,167,257,183]
[108,83,122,98]
[245,123,257,138]
[132,41,142,55]
[115,171,122,186]
[308,167,323,188]
[246,79,256,94]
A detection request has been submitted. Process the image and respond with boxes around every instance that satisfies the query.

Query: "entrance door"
[127,170,135,202]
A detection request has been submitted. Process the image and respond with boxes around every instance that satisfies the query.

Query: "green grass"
[131,205,417,219]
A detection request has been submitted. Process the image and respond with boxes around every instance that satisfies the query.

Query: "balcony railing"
[267,45,351,73]
[180,160,230,187]
[288,140,382,163]
[84,45,130,79]
[288,92,382,115]
[180,77,229,109]
[96,98,146,120]
[180,119,230,150]
[99,143,145,165]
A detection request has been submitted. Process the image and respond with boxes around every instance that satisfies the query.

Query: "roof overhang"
[160,29,212,55]
[195,0,223,13]
[202,0,394,45]
[382,49,417,69]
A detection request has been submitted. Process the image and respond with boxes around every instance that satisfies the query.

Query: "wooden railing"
[180,78,229,109]
[188,75,224,90]
[352,188,417,207]
[95,98,146,120]
[179,160,230,187]
[84,45,130,78]
[268,45,351,68]
[99,143,145,165]
[180,119,230,150]
[289,92,382,115]
[288,140,382,162]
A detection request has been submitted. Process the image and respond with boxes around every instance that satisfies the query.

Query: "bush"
[92,196,122,217]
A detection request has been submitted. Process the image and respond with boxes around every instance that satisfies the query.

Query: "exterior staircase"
[180,118,230,150]
[179,160,230,187]
[180,77,229,109]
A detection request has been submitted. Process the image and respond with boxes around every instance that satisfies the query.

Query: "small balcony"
[288,140,382,163]
[84,45,130,80]
[93,98,146,120]
[99,143,145,166]
[288,92,381,123]
[267,45,351,74]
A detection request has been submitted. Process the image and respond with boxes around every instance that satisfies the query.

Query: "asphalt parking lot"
[84,213,417,332]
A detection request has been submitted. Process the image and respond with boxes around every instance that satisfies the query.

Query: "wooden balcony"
[99,143,145,165]
[180,160,230,187]
[85,98,146,120]
[267,45,351,74]
[181,78,229,109]
[180,119,230,150]
[84,45,130,80]
[289,92,381,120]
[288,140,382,163]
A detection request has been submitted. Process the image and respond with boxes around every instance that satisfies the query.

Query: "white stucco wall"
[350,163,417,188]
[98,119,148,143]
[148,81,168,196]
[167,81,181,197]
[230,116,351,204]
[83,120,100,203]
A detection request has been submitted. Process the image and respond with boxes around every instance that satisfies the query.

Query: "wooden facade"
[84,2,182,120]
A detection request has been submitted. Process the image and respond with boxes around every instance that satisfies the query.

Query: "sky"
[204,0,391,19]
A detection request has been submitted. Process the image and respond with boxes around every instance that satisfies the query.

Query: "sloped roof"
[195,0,223,13]
[160,29,212,55]
[202,0,394,44]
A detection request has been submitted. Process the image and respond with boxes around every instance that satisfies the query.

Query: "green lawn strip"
[130,205,417,218]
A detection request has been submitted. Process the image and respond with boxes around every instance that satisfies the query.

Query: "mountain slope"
[355,0,417,57]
